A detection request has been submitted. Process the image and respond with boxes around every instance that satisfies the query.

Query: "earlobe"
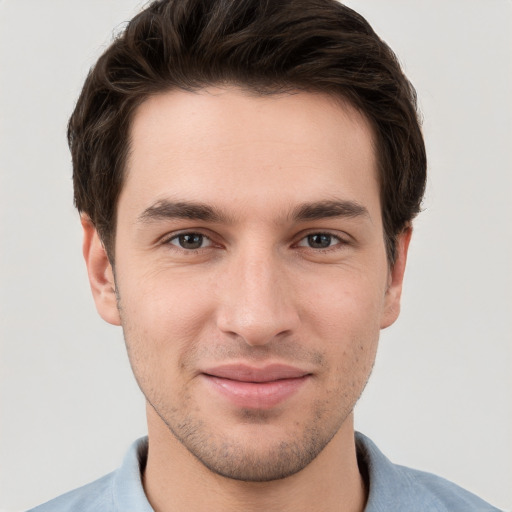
[380,227,412,329]
[81,216,121,326]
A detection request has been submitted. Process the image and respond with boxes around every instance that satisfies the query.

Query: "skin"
[82,87,411,512]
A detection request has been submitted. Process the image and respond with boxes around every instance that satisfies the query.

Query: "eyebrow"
[137,199,369,224]
[137,200,228,224]
[291,200,369,222]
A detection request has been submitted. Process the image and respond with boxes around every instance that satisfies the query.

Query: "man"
[27,0,501,510]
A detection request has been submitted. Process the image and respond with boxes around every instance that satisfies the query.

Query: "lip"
[201,364,311,410]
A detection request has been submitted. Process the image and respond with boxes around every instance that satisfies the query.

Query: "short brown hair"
[69,0,426,263]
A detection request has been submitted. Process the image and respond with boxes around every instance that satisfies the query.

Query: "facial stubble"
[115,280,375,483]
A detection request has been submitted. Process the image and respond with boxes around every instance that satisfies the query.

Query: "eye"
[168,232,212,250]
[297,233,342,249]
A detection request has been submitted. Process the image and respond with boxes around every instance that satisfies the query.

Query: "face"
[84,87,409,482]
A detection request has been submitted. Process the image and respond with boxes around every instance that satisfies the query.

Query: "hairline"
[100,80,396,267]
[101,83,392,265]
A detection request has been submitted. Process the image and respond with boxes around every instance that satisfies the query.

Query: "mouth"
[201,364,312,410]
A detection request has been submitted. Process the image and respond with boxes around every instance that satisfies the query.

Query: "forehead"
[121,87,379,221]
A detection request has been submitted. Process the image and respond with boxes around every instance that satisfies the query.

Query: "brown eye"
[170,233,210,250]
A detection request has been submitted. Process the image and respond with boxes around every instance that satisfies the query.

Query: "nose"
[215,248,300,346]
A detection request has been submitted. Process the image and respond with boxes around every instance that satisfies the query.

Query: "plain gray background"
[1,1,511,511]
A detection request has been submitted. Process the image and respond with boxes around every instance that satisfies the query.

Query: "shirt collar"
[112,437,153,511]
[111,433,441,512]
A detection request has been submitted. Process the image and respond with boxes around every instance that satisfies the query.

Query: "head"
[70,0,426,266]
[76,0,426,484]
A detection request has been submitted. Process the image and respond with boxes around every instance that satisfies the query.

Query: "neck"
[143,406,367,512]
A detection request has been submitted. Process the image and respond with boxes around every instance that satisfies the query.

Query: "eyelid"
[294,230,351,249]
[158,228,351,252]
[161,229,216,249]
[171,233,212,248]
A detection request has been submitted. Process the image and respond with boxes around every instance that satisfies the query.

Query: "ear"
[81,216,121,326]
[380,227,412,329]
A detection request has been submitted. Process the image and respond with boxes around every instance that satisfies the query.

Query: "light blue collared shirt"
[28,433,502,511]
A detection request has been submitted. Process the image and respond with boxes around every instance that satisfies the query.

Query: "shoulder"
[391,463,502,511]
[26,437,152,512]
[356,432,503,512]
[26,472,115,512]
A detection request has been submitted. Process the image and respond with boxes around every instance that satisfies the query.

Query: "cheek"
[302,267,387,341]
[299,267,385,383]
[118,272,215,371]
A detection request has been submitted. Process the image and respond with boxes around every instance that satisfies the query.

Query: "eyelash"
[295,232,346,251]
[165,232,214,252]
[162,230,348,253]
